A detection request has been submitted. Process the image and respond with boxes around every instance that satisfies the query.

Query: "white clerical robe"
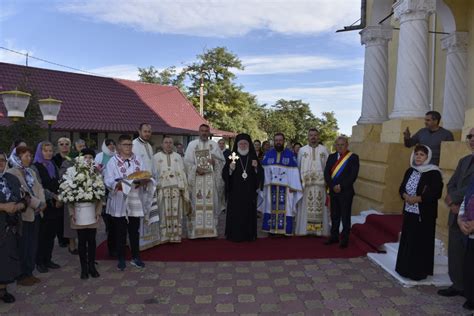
[153,151,190,244]
[184,139,225,239]
[296,144,330,236]
[133,137,154,174]
[132,138,160,250]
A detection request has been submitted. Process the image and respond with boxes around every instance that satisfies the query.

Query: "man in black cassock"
[222,134,264,242]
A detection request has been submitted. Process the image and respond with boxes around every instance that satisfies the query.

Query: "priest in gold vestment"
[296,128,330,236]
[184,124,225,239]
[153,137,189,244]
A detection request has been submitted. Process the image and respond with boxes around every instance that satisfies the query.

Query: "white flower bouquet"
[58,155,105,204]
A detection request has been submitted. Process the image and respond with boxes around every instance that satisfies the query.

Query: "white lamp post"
[1,90,31,141]
[0,90,31,121]
[38,97,62,142]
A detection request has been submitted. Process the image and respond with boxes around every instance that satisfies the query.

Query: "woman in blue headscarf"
[396,144,443,281]
[31,141,63,273]
[0,151,26,303]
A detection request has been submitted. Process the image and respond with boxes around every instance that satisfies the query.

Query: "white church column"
[390,0,436,119]
[358,26,392,124]
[441,32,468,130]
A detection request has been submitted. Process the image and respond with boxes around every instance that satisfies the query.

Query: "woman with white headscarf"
[6,146,46,286]
[396,144,443,281]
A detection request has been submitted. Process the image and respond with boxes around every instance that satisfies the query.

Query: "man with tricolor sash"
[324,136,359,248]
[259,133,302,235]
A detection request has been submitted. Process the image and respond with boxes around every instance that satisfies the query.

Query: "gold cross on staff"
[228,152,240,163]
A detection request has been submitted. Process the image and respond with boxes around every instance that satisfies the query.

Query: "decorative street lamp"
[0,90,31,121]
[38,97,62,142]
[1,90,31,141]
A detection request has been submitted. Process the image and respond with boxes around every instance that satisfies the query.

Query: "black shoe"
[80,270,89,280]
[69,248,79,255]
[463,301,474,311]
[36,264,49,273]
[89,266,100,278]
[0,290,15,303]
[324,238,339,245]
[437,287,463,297]
[46,261,61,269]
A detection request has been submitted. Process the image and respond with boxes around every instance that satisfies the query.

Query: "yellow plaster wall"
[351,124,382,143]
[350,142,412,215]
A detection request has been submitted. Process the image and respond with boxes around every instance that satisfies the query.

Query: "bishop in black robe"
[222,134,264,242]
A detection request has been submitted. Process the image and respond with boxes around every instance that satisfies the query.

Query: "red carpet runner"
[96,214,403,262]
[351,214,403,252]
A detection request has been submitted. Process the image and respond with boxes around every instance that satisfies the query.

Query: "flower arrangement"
[58,156,106,203]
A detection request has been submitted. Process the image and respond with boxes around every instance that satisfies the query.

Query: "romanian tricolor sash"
[330,152,353,180]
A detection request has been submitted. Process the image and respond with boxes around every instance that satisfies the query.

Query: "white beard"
[238,148,249,156]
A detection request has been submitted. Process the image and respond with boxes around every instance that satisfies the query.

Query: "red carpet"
[96,214,403,261]
[96,235,367,262]
[351,214,403,252]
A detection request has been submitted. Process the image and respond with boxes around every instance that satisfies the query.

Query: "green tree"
[138,66,186,91]
[182,47,265,138]
[260,99,339,146]
[315,111,339,146]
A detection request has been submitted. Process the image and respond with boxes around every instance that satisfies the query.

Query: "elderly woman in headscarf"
[6,146,45,286]
[31,141,63,273]
[0,151,26,303]
[222,133,264,242]
[395,144,443,281]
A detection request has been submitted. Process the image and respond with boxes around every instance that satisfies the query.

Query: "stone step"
[367,252,452,288]
[381,242,448,274]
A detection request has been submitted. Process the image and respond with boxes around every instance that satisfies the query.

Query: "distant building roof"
[0,62,234,137]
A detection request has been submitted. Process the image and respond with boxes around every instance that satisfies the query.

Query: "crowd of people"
[397,111,473,311]
[0,111,473,312]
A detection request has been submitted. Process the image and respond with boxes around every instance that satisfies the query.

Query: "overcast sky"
[0,0,365,135]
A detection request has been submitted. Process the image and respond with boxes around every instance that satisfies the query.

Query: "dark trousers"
[102,212,116,254]
[448,216,465,291]
[112,216,140,260]
[329,193,354,242]
[37,216,59,265]
[56,211,67,245]
[77,229,97,271]
[19,215,40,277]
[464,238,474,304]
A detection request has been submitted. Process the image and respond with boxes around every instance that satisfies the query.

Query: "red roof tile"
[0,62,233,136]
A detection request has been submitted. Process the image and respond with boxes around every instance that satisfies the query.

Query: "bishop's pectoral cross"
[228,152,240,163]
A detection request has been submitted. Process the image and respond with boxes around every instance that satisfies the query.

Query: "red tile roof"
[0,62,234,136]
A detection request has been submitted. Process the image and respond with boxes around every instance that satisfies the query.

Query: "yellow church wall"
[350,141,412,215]
[353,1,473,246]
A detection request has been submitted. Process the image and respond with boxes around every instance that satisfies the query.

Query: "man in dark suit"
[438,127,474,297]
[324,136,359,248]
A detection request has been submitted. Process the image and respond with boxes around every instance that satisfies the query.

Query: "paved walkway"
[1,214,470,315]
[2,250,469,315]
